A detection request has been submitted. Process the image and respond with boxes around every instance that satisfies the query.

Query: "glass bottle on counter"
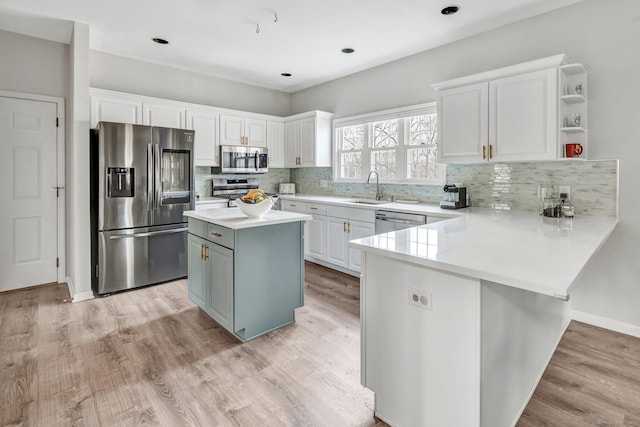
[560,193,574,218]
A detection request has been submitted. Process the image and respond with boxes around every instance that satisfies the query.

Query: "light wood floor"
[0,262,385,427]
[518,320,640,426]
[2,262,639,426]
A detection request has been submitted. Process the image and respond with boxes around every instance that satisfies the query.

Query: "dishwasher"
[375,210,427,234]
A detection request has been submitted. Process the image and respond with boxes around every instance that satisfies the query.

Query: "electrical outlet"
[408,288,432,311]
[558,185,571,199]
[319,180,328,188]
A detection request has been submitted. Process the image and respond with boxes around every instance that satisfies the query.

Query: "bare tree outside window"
[334,104,443,183]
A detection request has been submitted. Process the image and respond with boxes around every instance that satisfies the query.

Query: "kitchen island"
[349,209,617,427]
[184,208,311,342]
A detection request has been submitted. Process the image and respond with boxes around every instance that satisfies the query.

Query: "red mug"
[565,143,583,158]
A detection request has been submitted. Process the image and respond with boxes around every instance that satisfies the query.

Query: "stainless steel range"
[211,178,278,208]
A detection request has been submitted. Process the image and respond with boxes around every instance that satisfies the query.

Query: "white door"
[348,220,375,272]
[306,214,326,261]
[326,216,348,268]
[299,117,316,166]
[244,118,267,147]
[187,108,219,166]
[0,96,59,291]
[143,101,185,128]
[437,82,488,163]
[220,114,244,146]
[266,120,285,168]
[284,121,300,167]
[489,68,558,162]
[90,93,142,128]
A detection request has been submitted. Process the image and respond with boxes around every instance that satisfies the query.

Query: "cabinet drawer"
[188,218,208,239]
[348,207,375,223]
[305,203,327,215]
[282,200,306,213]
[206,223,234,249]
[326,204,349,218]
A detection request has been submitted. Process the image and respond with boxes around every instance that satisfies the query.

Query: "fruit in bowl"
[236,189,273,218]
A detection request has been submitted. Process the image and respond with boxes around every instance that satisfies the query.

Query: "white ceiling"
[0,0,582,92]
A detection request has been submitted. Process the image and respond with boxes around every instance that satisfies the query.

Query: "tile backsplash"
[196,160,618,218]
[195,167,291,197]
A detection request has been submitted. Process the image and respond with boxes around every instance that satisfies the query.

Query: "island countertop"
[349,208,618,299]
[184,208,312,230]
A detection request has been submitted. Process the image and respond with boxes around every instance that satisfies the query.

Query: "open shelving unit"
[558,63,588,159]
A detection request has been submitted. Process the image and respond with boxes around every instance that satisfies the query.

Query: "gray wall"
[0,29,69,98]
[90,51,291,116]
[292,0,640,329]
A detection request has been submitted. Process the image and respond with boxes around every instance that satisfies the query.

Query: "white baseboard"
[66,275,94,302]
[572,310,640,338]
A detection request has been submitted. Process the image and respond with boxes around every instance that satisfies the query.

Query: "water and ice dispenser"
[107,167,134,198]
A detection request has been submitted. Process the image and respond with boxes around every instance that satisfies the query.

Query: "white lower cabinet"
[325,205,375,273]
[281,200,375,272]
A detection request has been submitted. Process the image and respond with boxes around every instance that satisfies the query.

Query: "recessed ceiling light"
[342,48,355,54]
[152,38,169,45]
[281,73,292,77]
[441,5,459,15]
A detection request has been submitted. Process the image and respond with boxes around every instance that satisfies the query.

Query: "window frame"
[332,102,445,184]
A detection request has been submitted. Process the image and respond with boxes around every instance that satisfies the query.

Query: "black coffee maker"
[440,184,468,209]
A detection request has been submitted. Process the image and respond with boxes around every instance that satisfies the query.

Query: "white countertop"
[349,208,617,299]
[279,194,465,218]
[184,207,311,230]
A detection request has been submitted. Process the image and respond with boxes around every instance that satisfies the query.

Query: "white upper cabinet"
[90,89,333,166]
[186,107,220,166]
[266,120,285,168]
[489,68,557,162]
[437,83,488,164]
[143,100,186,129]
[433,54,582,163]
[284,111,333,168]
[220,114,266,147]
[284,121,300,168]
[90,90,142,128]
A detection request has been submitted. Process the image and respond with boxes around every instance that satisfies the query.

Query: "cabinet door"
[437,83,488,163]
[90,94,142,128]
[306,214,326,261]
[326,216,348,268]
[244,118,267,147]
[489,68,557,162]
[206,242,234,332]
[299,117,316,167]
[266,120,285,168]
[348,220,375,272]
[187,108,219,166]
[143,101,185,128]
[284,121,300,168]
[220,114,244,145]
[187,234,207,309]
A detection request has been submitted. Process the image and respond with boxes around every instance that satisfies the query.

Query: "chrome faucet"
[367,170,383,201]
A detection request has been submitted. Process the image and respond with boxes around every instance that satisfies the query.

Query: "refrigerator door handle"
[147,143,154,210]
[109,227,188,240]
[154,143,161,209]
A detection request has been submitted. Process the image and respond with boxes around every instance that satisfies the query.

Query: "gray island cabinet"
[184,208,312,342]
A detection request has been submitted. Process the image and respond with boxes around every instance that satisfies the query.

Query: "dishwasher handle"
[376,216,425,225]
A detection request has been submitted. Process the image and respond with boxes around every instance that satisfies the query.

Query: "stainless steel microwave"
[213,145,268,174]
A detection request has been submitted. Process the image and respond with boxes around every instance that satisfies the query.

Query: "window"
[334,102,444,183]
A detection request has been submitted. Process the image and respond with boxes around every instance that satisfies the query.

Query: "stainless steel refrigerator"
[90,122,194,295]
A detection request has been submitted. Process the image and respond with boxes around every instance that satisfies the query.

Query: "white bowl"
[236,197,273,218]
